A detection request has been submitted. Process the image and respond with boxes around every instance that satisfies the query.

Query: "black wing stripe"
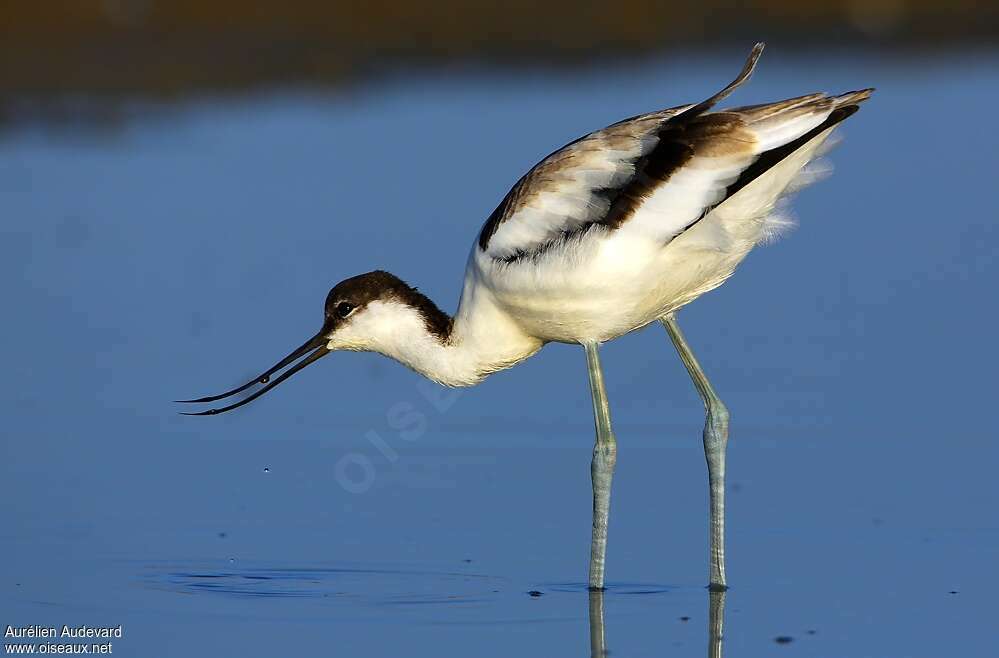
[492,113,747,263]
[668,104,861,242]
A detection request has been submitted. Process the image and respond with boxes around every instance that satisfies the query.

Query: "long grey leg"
[584,342,617,591]
[660,313,729,590]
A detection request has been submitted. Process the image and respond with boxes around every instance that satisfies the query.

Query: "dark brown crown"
[324,270,453,342]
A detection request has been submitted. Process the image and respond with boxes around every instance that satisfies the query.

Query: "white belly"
[473,217,761,344]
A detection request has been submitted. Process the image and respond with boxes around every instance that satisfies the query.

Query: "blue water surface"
[1,48,997,657]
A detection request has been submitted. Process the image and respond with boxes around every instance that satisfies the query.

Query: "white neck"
[327,283,542,387]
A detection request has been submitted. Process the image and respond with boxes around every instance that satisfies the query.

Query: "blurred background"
[2,3,997,658]
[2,0,998,130]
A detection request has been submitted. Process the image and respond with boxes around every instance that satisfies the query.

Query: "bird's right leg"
[660,313,729,590]
[583,342,617,591]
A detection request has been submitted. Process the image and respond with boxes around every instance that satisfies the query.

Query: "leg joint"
[704,398,729,449]
[592,441,618,469]
[707,397,730,426]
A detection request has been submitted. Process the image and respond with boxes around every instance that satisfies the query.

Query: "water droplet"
[228,557,236,564]
[259,376,270,384]
[528,590,543,598]
[263,467,270,473]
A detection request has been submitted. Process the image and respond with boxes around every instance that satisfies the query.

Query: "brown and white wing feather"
[476,106,690,261]
[476,43,872,262]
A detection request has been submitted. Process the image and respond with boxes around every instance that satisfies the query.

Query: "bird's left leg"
[660,313,729,590]
[583,342,617,591]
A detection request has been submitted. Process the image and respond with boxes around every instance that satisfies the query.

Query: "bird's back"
[463,45,872,344]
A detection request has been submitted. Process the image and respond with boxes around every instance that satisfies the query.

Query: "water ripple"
[140,561,504,604]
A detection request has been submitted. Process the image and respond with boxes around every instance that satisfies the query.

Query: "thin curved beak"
[177,320,333,416]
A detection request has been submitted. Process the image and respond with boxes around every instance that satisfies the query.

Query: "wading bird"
[181,43,871,591]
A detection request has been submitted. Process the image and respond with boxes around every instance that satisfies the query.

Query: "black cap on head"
[324,270,452,341]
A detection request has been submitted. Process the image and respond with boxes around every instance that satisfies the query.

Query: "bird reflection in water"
[588,589,726,658]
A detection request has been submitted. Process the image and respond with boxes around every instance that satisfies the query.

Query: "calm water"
[2,50,997,657]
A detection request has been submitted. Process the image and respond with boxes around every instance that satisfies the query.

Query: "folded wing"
[477,43,872,262]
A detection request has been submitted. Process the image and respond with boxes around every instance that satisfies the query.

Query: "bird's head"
[179,270,451,415]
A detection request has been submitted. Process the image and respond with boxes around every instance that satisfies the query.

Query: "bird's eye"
[336,301,355,318]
